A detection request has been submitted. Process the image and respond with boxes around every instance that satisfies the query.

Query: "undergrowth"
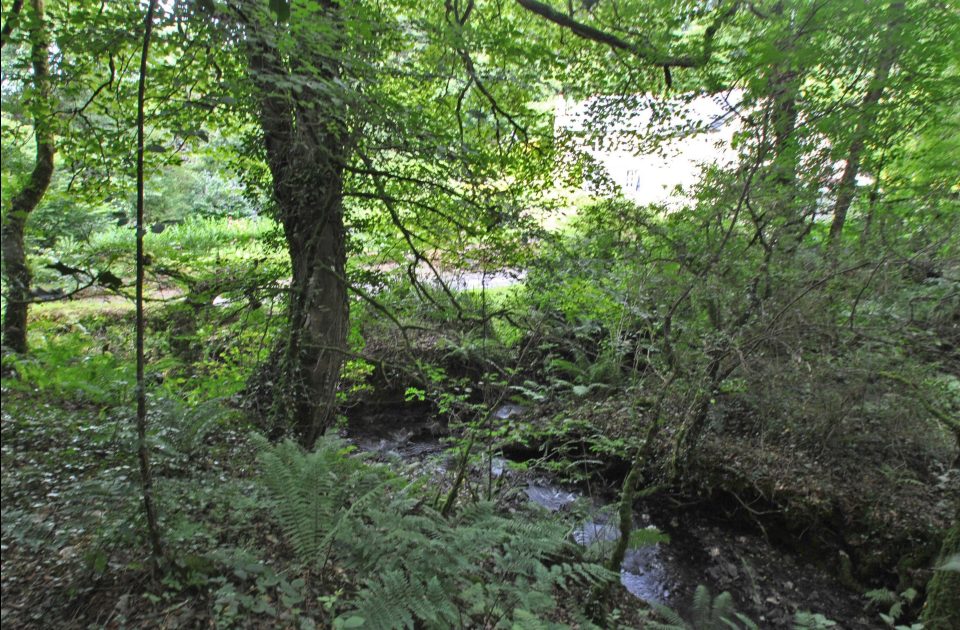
[253,434,617,629]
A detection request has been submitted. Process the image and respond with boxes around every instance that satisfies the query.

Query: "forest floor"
[2,379,956,628]
[0,387,650,629]
[2,298,957,628]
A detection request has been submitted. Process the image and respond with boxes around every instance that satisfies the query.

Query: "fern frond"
[691,584,712,628]
[865,588,898,605]
[711,590,736,625]
[350,570,417,630]
[651,602,689,629]
[793,611,838,629]
[548,357,586,380]
[255,436,618,627]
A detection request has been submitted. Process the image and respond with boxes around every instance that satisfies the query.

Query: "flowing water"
[522,479,702,607]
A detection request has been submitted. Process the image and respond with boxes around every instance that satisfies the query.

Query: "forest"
[1,0,958,627]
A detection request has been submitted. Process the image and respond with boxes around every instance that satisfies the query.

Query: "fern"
[155,397,233,459]
[349,570,419,630]
[689,585,711,628]
[866,586,919,627]
[548,357,587,380]
[866,588,899,607]
[708,590,736,627]
[253,434,387,564]
[254,434,615,628]
[649,602,688,629]
[650,585,758,630]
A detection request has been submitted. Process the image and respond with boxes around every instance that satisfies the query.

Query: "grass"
[30,216,289,291]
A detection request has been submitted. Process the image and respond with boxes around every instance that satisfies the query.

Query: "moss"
[922,510,960,630]
[837,550,864,592]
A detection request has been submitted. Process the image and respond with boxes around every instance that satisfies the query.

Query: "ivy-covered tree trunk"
[271,166,349,445]
[1,0,54,355]
[244,4,350,444]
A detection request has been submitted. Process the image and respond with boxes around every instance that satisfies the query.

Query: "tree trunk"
[273,172,349,445]
[243,5,350,444]
[764,51,804,250]
[749,7,804,252]
[829,2,903,242]
[770,71,804,246]
[1,0,54,355]
[134,0,163,564]
[0,0,25,50]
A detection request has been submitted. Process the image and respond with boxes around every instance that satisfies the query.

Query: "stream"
[345,404,876,628]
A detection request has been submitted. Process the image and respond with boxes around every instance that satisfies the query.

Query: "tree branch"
[515,0,738,69]
[0,0,24,49]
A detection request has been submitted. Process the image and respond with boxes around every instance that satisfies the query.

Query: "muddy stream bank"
[344,403,877,628]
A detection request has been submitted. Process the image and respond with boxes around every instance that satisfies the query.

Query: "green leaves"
[628,526,670,549]
[937,553,960,573]
[269,0,291,24]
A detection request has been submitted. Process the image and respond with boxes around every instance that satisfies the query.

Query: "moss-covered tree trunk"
[922,509,960,629]
[1,0,55,355]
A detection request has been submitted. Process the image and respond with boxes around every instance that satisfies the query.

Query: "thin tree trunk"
[0,0,24,49]
[135,0,163,564]
[1,0,54,355]
[769,68,804,247]
[764,29,805,249]
[829,2,903,242]
[606,404,662,572]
